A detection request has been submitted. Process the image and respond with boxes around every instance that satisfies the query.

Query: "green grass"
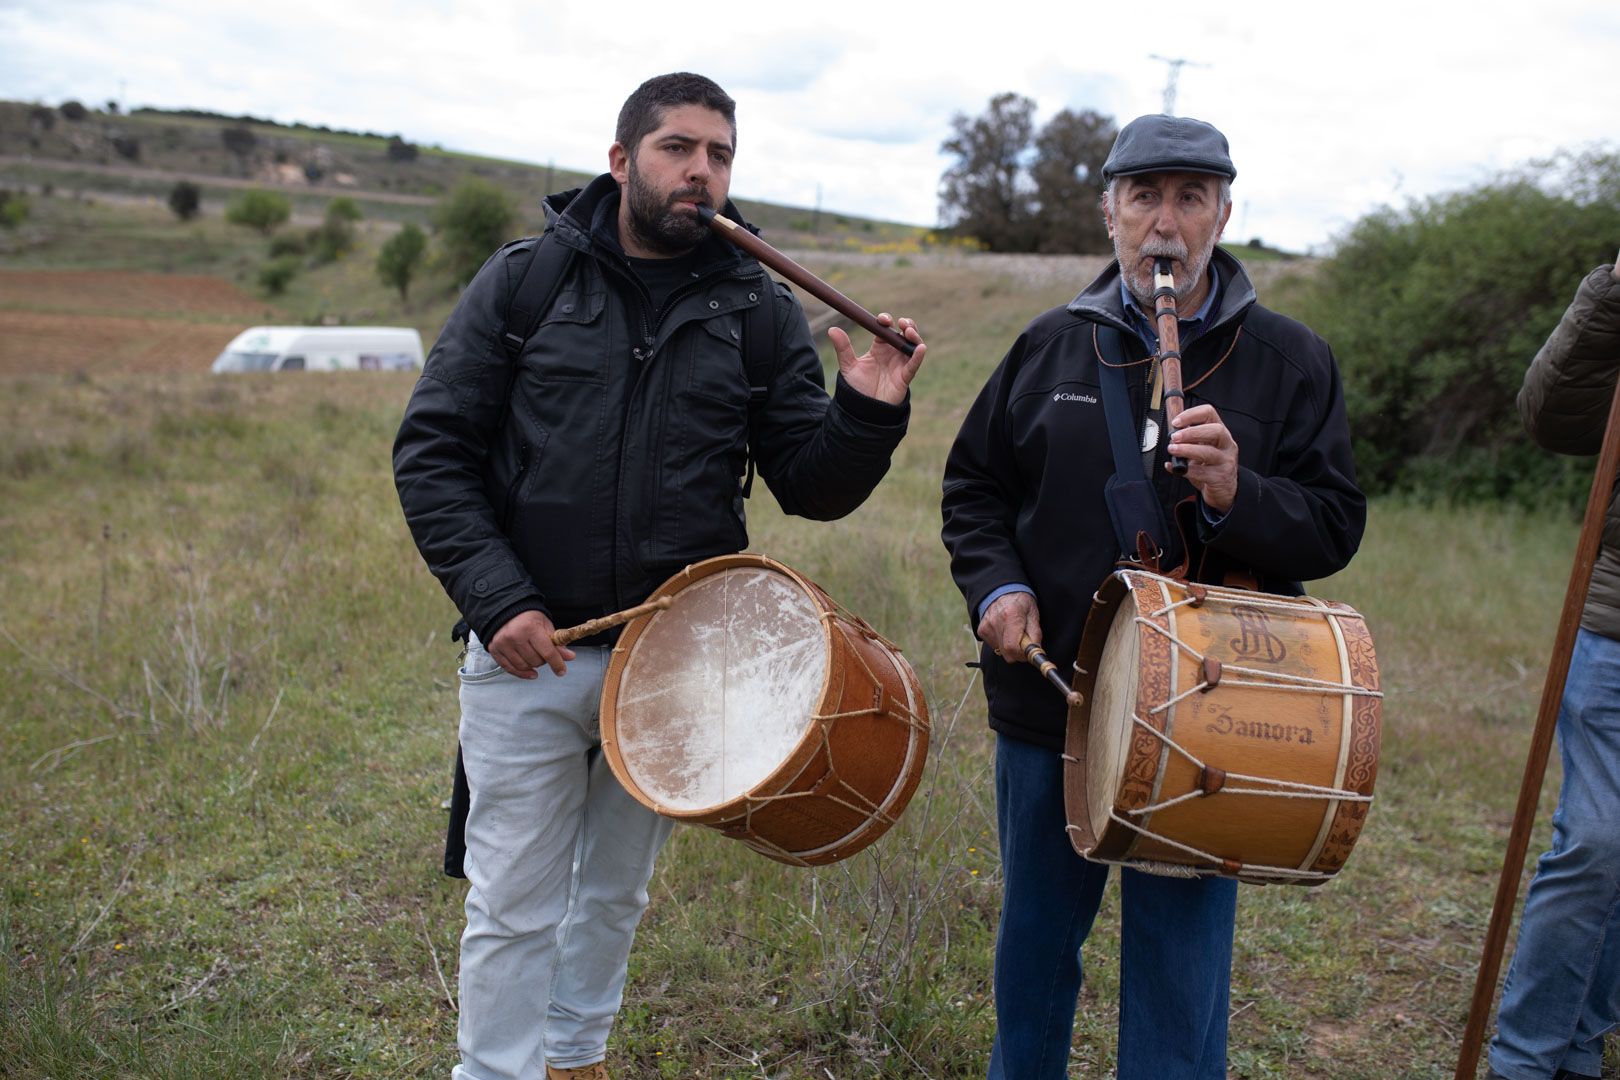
[2,246,1615,1077]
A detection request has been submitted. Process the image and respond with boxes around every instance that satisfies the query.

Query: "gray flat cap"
[1102,114,1236,182]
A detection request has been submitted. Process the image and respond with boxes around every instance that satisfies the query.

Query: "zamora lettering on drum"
[1204,710,1316,745]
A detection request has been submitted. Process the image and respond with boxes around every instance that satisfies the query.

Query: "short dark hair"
[615,72,737,156]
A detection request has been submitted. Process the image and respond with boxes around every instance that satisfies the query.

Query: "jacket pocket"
[522,286,608,383]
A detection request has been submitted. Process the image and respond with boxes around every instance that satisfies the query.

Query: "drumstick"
[552,597,672,646]
[1020,635,1082,707]
[696,204,917,357]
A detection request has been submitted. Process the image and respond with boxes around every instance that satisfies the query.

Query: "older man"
[941,114,1365,1078]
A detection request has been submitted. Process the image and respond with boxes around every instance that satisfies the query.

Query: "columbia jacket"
[394,175,908,643]
[941,249,1365,749]
[1518,263,1620,640]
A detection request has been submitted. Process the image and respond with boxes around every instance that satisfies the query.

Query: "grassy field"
[1,233,1614,1079]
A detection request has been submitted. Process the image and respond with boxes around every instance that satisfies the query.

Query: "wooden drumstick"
[552,597,672,646]
[1021,634,1083,707]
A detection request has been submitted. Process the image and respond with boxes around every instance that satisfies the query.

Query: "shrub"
[59,100,88,122]
[1284,151,1620,504]
[269,232,309,258]
[0,190,28,229]
[376,222,428,305]
[433,178,516,284]
[386,135,418,163]
[168,180,201,221]
[110,134,140,161]
[257,254,302,296]
[225,190,291,235]
[310,197,362,263]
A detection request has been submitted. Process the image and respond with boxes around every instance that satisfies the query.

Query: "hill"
[0,99,929,250]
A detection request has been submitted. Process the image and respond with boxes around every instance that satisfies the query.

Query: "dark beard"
[625,159,709,256]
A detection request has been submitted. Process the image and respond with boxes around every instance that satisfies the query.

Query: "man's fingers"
[827,326,857,369]
[493,642,539,680]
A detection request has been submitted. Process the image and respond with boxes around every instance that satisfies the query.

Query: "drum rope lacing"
[716,625,928,867]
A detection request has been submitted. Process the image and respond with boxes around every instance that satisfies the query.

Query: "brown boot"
[545,1063,610,1080]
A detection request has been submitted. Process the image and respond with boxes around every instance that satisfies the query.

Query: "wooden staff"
[1020,634,1083,707]
[1153,257,1190,476]
[696,205,916,357]
[552,597,672,646]
[1453,369,1620,1079]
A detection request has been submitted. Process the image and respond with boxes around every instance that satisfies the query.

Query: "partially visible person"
[1488,254,1620,1080]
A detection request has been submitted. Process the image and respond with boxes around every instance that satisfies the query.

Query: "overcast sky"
[3,0,1616,253]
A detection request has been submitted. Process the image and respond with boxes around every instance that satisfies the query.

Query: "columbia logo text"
[1052,392,1098,404]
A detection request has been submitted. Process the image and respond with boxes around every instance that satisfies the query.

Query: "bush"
[168,180,201,221]
[269,232,309,258]
[376,222,428,305]
[225,189,291,235]
[59,100,88,122]
[386,135,419,163]
[310,197,362,263]
[0,190,28,229]
[110,134,140,161]
[257,254,302,296]
[1284,152,1620,503]
[433,178,516,284]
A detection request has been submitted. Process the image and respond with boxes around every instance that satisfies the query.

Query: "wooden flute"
[696,205,916,357]
[1152,257,1190,476]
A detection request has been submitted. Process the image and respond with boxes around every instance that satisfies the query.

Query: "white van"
[211,326,425,373]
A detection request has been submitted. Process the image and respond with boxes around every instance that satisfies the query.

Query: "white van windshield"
[213,351,279,372]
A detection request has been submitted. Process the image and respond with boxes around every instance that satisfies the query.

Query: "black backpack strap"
[739,274,780,498]
[1095,325,1147,481]
[501,230,573,360]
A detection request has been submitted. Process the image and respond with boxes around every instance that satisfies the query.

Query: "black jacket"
[941,249,1365,749]
[394,175,908,642]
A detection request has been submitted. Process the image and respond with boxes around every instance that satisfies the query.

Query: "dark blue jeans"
[989,733,1237,1080]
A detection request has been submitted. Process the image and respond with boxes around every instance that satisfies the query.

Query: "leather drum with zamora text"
[1064,568,1383,886]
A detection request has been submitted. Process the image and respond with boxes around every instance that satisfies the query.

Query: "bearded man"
[941,114,1364,1078]
[394,72,924,1080]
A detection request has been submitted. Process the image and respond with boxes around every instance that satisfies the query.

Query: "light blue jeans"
[452,637,675,1079]
[1490,628,1620,1080]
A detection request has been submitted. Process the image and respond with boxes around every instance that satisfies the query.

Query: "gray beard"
[1117,238,1215,310]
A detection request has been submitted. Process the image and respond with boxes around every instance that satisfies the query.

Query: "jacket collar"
[1067,245,1257,337]
[541,173,756,277]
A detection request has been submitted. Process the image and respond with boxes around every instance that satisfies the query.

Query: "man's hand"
[1167,403,1240,514]
[487,609,575,678]
[829,314,926,405]
[976,591,1042,663]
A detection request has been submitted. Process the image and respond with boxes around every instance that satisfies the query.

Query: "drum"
[1064,569,1382,885]
[600,553,930,866]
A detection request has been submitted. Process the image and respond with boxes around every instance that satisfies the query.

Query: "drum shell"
[1064,571,1381,885]
[600,553,930,867]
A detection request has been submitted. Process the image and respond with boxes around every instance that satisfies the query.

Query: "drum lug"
[1198,765,1227,796]
[1200,656,1222,689]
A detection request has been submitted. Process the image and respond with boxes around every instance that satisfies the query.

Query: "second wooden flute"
[697,205,916,357]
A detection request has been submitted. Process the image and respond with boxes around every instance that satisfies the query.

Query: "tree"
[386,135,419,163]
[0,190,28,230]
[1029,108,1116,254]
[220,125,257,175]
[311,197,362,263]
[168,180,201,221]
[59,100,87,122]
[938,93,1036,252]
[225,189,291,234]
[377,222,429,306]
[1283,152,1620,503]
[257,254,301,296]
[434,178,516,283]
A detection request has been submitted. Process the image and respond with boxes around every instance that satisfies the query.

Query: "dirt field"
[0,268,277,375]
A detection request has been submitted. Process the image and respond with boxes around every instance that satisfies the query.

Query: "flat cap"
[1102,114,1236,182]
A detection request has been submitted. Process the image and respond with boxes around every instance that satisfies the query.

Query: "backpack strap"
[1095,323,1173,566]
[739,274,780,498]
[501,230,573,360]
[1095,324,1147,481]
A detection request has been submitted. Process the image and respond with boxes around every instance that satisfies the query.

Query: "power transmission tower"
[1147,54,1210,115]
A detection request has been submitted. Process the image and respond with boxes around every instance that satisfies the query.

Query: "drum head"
[611,565,828,812]
[1087,591,1142,843]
